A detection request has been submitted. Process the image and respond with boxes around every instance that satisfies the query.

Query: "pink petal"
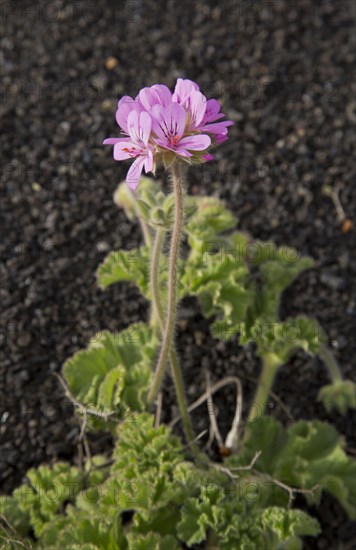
[138,111,152,146]
[178,134,211,151]
[203,99,224,123]
[113,140,140,160]
[116,96,140,132]
[187,90,207,128]
[173,78,199,105]
[201,120,234,134]
[151,84,172,106]
[127,110,152,146]
[215,133,229,144]
[154,139,192,157]
[144,150,154,172]
[139,84,172,110]
[127,110,139,143]
[139,87,158,110]
[151,103,186,141]
[126,157,145,190]
[203,153,214,162]
[150,105,166,139]
[103,137,128,145]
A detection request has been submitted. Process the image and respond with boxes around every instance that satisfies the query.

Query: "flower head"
[104,79,233,189]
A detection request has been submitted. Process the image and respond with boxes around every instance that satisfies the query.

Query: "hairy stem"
[319,345,343,383]
[139,217,152,248]
[248,353,281,422]
[147,163,196,447]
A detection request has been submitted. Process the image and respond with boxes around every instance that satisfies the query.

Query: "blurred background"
[1,1,355,546]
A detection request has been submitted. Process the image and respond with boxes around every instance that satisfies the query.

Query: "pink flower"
[172,78,200,107]
[197,98,234,140]
[115,96,143,134]
[104,110,153,190]
[103,78,233,189]
[138,84,172,110]
[151,102,211,158]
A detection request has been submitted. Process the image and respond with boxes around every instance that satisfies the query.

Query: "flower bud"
[151,208,166,226]
[135,199,151,220]
[113,181,136,220]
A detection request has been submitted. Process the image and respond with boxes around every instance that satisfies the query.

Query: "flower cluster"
[104,79,233,189]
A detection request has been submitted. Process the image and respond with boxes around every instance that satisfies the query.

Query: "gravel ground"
[0,0,355,547]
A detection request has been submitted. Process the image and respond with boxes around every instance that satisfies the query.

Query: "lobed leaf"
[96,247,151,297]
[63,324,157,430]
[318,380,356,415]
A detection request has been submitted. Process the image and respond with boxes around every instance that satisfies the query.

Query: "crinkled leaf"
[240,316,325,362]
[0,495,31,537]
[63,324,157,430]
[96,247,151,297]
[12,463,84,538]
[229,417,356,519]
[41,511,125,549]
[261,507,320,541]
[127,532,179,550]
[185,196,237,251]
[318,380,356,415]
[183,252,253,328]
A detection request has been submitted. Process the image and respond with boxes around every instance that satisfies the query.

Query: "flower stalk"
[147,163,196,447]
[247,353,281,422]
[318,345,343,383]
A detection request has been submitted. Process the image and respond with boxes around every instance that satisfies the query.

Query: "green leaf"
[240,316,325,363]
[183,250,253,328]
[63,324,157,430]
[96,247,151,297]
[318,380,356,415]
[246,243,314,322]
[261,507,320,542]
[11,462,84,538]
[0,495,31,537]
[41,511,125,549]
[127,532,179,550]
[229,417,356,519]
[235,416,288,475]
[185,196,237,251]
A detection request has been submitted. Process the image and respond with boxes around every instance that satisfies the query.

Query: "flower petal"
[139,84,172,110]
[127,110,140,143]
[203,99,224,123]
[113,140,140,160]
[203,153,214,162]
[126,110,152,146]
[138,111,152,146]
[116,96,140,133]
[151,84,172,106]
[178,134,211,151]
[172,78,199,105]
[103,137,128,145]
[144,149,154,172]
[126,156,145,190]
[201,120,234,135]
[187,90,207,128]
[151,102,186,141]
[154,139,192,157]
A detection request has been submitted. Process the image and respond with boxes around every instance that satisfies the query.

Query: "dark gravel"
[0,0,355,547]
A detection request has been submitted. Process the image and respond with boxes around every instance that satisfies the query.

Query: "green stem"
[319,345,343,383]
[139,217,152,248]
[248,353,281,422]
[147,163,196,447]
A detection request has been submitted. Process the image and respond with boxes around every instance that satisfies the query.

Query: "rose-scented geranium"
[104,78,233,189]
